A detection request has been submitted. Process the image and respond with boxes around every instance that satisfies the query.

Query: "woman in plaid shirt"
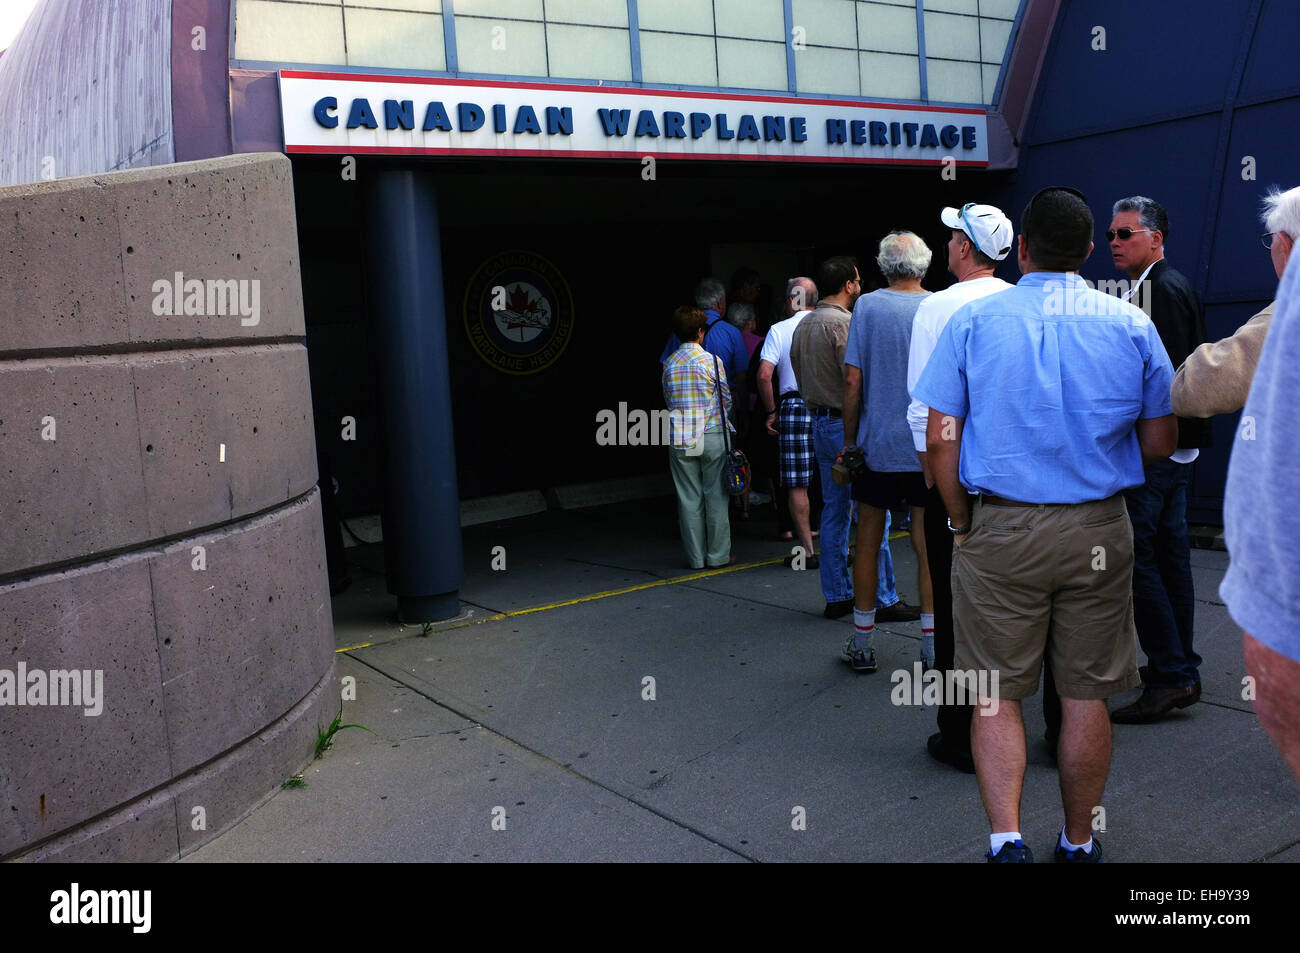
[662,306,734,569]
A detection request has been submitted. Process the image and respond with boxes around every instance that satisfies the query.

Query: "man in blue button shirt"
[659,277,748,411]
[914,187,1178,863]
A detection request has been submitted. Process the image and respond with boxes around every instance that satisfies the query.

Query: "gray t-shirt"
[846,288,931,471]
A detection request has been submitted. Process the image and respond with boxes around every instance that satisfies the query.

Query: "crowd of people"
[658,182,1300,862]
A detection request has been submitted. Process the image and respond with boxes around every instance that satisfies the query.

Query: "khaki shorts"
[952,495,1141,701]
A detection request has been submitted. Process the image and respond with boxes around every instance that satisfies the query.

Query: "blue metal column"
[363,166,463,622]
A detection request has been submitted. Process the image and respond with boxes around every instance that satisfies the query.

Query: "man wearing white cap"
[906,202,1014,773]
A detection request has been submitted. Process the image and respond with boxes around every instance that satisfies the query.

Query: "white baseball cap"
[940,203,1014,260]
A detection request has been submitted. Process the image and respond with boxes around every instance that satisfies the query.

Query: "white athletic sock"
[990,832,1023,854]
[920,613,935,662]
[852,608,875,651]
[1059,827,1093,854]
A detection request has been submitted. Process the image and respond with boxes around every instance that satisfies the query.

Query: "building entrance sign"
[280,72,989,167]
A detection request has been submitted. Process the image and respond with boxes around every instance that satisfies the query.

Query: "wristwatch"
[947,517,971,535]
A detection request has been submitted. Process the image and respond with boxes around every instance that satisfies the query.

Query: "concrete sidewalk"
[186,499,1300,863]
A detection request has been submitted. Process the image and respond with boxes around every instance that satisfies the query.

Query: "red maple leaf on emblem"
[506,285,535,314]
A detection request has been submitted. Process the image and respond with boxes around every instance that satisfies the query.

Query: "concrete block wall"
[0,153,337,861]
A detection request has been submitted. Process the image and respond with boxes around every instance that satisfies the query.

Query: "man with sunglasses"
[914,186,1178,862]
[1106,197,1212,725]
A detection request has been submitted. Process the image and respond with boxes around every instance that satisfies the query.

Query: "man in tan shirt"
[790,256,862,625]
[1172,185,1297,416]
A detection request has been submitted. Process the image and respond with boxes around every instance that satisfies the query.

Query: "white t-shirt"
[759,310,811,399]
[906,276,1013,452]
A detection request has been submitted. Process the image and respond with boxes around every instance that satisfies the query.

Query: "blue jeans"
[811,416,897,606]
[877,509,898,607]
[1123,458,1200,687]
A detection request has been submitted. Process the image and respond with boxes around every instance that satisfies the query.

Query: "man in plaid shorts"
[758,277,821,567]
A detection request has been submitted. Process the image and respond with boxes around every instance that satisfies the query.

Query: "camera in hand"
[832,445,867,485]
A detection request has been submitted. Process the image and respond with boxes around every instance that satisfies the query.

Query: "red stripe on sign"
[284,144,989,166]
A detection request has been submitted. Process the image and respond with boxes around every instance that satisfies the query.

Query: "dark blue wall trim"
[915,0,929,102]
[783,0,797,93]
[627,0,642,83]
[440,0,459,74]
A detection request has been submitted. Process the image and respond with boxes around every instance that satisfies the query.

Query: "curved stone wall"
[0,153,337,861]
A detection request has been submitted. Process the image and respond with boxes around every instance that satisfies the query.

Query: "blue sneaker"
[986,839,1034,863]
[1054,832,1103,863]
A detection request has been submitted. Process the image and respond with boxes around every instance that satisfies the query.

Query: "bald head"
[786,277,819,316]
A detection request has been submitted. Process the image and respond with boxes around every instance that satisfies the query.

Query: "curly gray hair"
[876,230,932,282]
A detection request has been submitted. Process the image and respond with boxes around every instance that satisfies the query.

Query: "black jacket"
[1139,259,1213,450]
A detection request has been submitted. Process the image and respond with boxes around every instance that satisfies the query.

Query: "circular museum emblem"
[463,250,574,375]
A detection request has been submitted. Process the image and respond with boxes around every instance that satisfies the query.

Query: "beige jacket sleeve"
[1171,302,1274,418]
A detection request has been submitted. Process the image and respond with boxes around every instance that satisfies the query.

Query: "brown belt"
[980,494,1033,507]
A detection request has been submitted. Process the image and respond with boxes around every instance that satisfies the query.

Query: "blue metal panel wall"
[995,0,1297,524]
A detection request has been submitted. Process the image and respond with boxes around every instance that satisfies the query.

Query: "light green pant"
[668,427,731,568]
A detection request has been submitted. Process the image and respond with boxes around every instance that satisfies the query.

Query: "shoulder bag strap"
[713,353,731,455]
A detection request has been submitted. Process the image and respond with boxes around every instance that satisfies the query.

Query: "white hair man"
[1172,185,1299,416]
[905,203,1014,773]
[1222,241,1300,788]
[838,231,932,673]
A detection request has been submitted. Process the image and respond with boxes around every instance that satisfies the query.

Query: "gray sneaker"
[841,637,878,673]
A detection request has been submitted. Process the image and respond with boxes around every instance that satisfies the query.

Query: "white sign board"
[279,71,989,168]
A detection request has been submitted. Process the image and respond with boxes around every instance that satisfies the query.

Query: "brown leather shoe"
[876,601,922,623]
[823,599,854,619]
[1110,683,1201,724]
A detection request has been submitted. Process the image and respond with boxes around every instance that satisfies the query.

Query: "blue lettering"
[737,114,761,141]
[492,103,507,133]
[597,108,631,136]
[790,116,807,142]
[634,109,661,137]
[663,111,686,138]
[890,121,901,146]
[545,106,573,135]
[690,112,711,138]
[940,124,960,148]
[919,123,939,148]
[458,102,485,132]
[962,125,978,150]
[903,122,919,146]
[826,118,847,144]
[313,96,339,129]
[423,101,453,132]
[850,119,867,144]
[716,113,735,140]
[346,98,378,130]
[869,121,888,145]
[384,99,415,131]
[762,116,785,142]
[513,104,542,134]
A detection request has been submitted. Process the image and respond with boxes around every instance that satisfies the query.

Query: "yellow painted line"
[337,532,911,651]
[502,557,782,618]
[335,557,784,649]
